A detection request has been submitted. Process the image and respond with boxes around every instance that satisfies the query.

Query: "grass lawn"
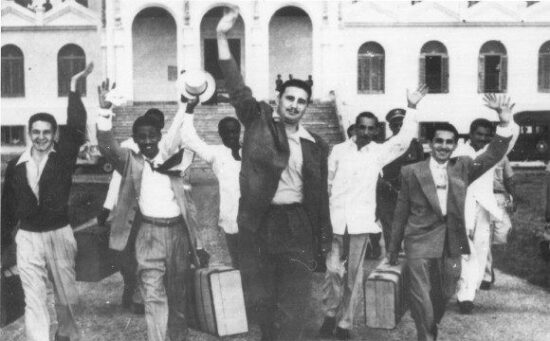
[2,170,550,340]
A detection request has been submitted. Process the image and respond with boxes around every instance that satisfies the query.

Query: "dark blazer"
[219,58,332,250]
[389,131,513,259]
[1,91,86,249]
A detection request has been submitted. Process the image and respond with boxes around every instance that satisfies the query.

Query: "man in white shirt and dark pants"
[319,85,427,339]
[181,96,242,267]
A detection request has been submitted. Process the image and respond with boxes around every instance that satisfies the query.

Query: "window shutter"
[441,55,449,93]
[539,54,550,92]
[358,57,364,92]
[478,55,485,93]
[539,54,544,91]
[500,55,507,93]
[380,55,385,93]
[419,55,426,87]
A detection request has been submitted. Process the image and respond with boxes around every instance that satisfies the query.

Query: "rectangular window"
[1,57,24,97]
[58,58,86,97]
[167,65,178,81]
[484,55,501,92]
[539,54,550,92]
[425,55,442,93]
[358,56,384,94]
[1,126,25,146]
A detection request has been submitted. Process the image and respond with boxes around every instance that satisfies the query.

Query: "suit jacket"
[389,131,514,259]
[219,58,332,252]
[97,130,201,265]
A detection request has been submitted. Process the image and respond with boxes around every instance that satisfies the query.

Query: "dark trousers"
[225,232,240,269]
[117,222,141,306]
[239,204,314,341]
[406,256,461,341]
[377,196,397,249]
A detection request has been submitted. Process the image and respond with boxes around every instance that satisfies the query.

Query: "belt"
[269,202,303,210]
[141,215,183,227]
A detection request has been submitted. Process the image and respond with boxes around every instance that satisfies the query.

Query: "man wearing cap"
[96,80,207,341]
[375,108,425,256]
[217,8,331,340]
[320,88,427,339]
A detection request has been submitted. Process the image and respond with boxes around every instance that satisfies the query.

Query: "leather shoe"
[458,300,474,314]
[334,326,352,340]
[130,302,145,315]
[55,332,70,341]
[319,316,336,337]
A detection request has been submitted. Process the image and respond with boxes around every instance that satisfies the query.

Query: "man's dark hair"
[347,124,356,138]
[144,108,165,129]
[469,118,494,135]
[355,111,379,125]
[132,115,162,135]
[278,79,312,101]
[428,122,459,143]
[28,113,57,134]
[218,117,240,133]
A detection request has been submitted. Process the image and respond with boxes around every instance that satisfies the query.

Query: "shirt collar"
[144,152,164,165]
[430,157,448,170]
[288,124,316,143]
[16,146,56,166]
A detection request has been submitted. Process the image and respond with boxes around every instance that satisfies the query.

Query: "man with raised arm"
[388,94,519,341]
[1,63,93,341]
[96,81,207,341]
[216,7,331,341]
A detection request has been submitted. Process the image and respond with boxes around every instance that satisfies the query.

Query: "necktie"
[434,165,447,190]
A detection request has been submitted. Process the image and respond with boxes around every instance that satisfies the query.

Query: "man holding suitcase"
[388,94,519,341]
[1,62,93,341]
[217,7,332,341]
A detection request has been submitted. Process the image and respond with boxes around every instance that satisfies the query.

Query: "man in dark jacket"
[216,7,331,341]
[1,63,93,341]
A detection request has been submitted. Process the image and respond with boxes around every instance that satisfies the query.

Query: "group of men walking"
[1,6,521,341]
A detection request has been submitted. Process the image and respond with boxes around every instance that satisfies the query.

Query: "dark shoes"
[334,327,352,340]
[122,292,145,315]
[55,332,70,341]
[480,280,492,290]
[319,316,336,337]
[458,300,474,314]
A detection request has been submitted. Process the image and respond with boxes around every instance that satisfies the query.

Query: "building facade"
[2,0,550,154]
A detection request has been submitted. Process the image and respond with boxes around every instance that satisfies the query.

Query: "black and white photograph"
[1,1,550,340]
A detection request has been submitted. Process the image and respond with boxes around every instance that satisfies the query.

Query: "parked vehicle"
[76,142,114,173]
[510,111,550,162]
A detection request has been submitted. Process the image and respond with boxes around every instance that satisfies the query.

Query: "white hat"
[177,69,216,103]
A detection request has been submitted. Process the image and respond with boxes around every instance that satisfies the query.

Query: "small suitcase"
[364,257,407,329]
[194,266,248,336]
[1,269,25,327]
[74,218,117,282]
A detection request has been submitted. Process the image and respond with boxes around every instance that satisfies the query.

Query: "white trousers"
[457,205,491,302]
[16,226,80,341]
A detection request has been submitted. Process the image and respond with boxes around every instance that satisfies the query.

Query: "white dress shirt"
[16,147,56,200]
[271,125,316,205]
[181,114,241,234]
[328,108,419,235]
[139,153,181,218]
[429,157,449,216]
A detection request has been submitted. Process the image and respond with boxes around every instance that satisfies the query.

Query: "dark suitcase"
[364,257,407,329]
[74,219,117,282]
[1,269,25,327]
[194,266,248,336]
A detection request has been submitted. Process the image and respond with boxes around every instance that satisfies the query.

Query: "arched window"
[419,41,448,93]
[2,45,25,97]
[58,44,86,96]
[538,41,550,92]
[357,42,385,94]
[478,41,507,93]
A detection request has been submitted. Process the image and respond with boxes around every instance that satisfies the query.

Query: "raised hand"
[70,62,94,92]
[97,78,116,110]
[216,6,239,34]
[407,84,429,109]
[483,93,515,126]
[185,95,200,113]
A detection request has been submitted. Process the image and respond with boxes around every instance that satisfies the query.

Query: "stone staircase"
[114,102,345,181]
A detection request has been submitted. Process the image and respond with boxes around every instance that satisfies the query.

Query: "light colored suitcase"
[364,257,407,329]
[194,266,248,336]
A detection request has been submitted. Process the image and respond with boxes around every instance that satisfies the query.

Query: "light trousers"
[135,220,192,341]
[15,225,80,341]
[457,204,491,302]
[322,233,370,330]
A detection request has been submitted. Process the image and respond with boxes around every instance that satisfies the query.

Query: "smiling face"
[133,125,161,159]
[276,86,309,125]
[29,120,55,153]
[430,130,458,163]
[355,116,378,146]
